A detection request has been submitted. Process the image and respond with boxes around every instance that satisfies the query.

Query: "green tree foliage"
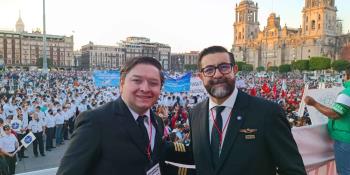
[36,57,53,68]
[184,64,198,71]
[291,60,309,71]
[279,64,292,73]
[241,64,253,71]
[236,61,245,71]
[309,57,331,71]
[331,59,350,72]
[256,66,265,72]
[267,66,278,72]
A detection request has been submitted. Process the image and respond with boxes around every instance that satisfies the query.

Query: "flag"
[21,132,36,148]
[250,87,257,96]
[273,84,277,99]
[262,82,270,94]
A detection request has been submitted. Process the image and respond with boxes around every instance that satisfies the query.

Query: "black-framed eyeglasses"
[200,63,233,77]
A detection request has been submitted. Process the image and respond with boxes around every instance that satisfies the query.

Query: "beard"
[204,77,235,98]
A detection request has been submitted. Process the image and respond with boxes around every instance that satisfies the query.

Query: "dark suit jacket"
[57,97,164,175]
[189,90,306,175]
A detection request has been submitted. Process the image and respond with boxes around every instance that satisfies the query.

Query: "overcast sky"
[0,0,349,52]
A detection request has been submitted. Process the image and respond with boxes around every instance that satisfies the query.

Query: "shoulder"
[75,100,118,123]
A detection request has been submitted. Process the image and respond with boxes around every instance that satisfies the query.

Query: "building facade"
[0,16,74,69]
[232,0,350,68]
[80,42,124,70]
[170,51,199,72]
[118,37,171,70]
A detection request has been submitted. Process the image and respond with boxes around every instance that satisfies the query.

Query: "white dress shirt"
[124,100,156,151]
[208,87,238,147]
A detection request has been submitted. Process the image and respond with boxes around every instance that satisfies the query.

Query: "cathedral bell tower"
[302,0,337,37]
[233,0,260,46]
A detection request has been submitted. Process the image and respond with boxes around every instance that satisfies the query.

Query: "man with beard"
[189,46,306,175]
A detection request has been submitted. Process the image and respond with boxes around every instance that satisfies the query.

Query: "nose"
[212,67,224,78]
[139,81,150,92]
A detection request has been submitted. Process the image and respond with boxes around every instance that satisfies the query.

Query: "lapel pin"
[237,116,242,120]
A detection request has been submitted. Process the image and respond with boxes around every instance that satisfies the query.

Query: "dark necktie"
[211,106,225,169]
[137,115,150,147]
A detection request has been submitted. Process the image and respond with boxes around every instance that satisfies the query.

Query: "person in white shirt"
[45,109,56,151]
[0,125,19,174]
[28,113,45,157]
[62,106,70,141]
[10,113,28,160]
[55,109,65,146]
[34,106,46,122]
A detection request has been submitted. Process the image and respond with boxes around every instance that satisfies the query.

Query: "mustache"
[209,78,228,85]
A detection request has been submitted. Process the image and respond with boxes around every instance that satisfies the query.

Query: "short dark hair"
[121,56,164,86]
[198,46,235,69]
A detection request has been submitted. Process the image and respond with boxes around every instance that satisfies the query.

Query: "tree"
[36,57,53,68]
[279,64,292,73]
[184,64,198,72]
[267,66,278,72]
[241,64,253,71]
[236,61,246,71]
[256,66,265,72]
[291,60,309,71]
[332,59,350,72]
[309,56,331,71]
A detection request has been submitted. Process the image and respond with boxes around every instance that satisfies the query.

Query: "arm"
[265,104,307,175]
[56,111,101,175]
[304,96,340,119]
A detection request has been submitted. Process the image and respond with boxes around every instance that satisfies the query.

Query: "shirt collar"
[122,97,150,121]
[209,87,238,110]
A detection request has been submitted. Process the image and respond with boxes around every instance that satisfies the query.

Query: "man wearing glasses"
[189,46,306,175]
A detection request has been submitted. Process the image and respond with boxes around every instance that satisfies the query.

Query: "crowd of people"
[0,68,343,174]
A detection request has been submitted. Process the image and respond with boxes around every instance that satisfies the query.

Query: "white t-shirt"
[0,134,18,152]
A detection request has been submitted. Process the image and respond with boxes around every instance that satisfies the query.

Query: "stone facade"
[0,16,74,69]
[170,51,199,72]
[232,0,350,68]
[118,37,171,70]
[80,42,124,70]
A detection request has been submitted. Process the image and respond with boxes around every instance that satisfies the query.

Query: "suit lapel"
[215,91,249,174]
[150,112,162,157]
[115,97,148,156]
[198,99,216,173]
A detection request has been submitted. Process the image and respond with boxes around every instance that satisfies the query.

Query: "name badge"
[147,163,161,175]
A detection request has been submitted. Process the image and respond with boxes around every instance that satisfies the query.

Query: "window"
[311,20,316,30]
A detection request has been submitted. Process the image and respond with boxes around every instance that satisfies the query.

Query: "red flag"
[262,82,270,94]
[281,90,286,98]
[273,84,277,99]
[250,87,257,96]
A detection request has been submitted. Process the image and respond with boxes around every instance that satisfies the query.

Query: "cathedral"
[232,0,350,68]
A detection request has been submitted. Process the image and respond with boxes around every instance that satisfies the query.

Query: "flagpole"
[42,0,48,73]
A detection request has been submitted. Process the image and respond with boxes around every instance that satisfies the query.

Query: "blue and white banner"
[163,72,191,93]
[93,70,120,87]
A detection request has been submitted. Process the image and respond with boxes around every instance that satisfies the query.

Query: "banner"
[93,70,120,87]
[163,72,191,93]
[189,77,206,95]
[301,87,343,125]
[21,132,36,148]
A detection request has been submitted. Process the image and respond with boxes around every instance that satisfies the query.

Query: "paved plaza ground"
[16,140,69,174]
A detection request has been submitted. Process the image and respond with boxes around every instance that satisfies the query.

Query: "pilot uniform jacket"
[189,90,306,175]
[57,97,164,175]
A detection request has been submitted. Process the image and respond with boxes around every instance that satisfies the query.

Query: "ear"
[233,64,239,74]
[119,77,125,95]
[199,72,204,81]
